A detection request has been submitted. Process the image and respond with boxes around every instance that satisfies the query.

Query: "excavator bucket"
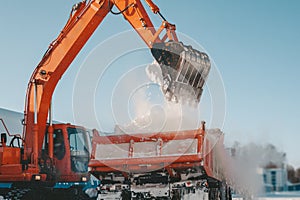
[151,41,211,103]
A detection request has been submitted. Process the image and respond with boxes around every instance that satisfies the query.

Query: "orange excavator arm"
[23,0,210,165]
[23,0,178,164]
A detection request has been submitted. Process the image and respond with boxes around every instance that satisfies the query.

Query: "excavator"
[0,0,228,199]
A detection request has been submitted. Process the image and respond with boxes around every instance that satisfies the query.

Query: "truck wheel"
[171,189,181,200]
[219,182,232,200]
[219,183,226,200]
[209,188,219,200]
[227,186,232,200]
[121,190,131,200]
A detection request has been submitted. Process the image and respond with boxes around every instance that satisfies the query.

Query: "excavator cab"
[151,41,211,103]
[41,124,90,181]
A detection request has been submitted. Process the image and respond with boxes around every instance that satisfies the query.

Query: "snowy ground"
[180,194,300,200]
[180,191,300,200]
[254,197,300,199]
[231,197,300,199]
[96,193,300,200]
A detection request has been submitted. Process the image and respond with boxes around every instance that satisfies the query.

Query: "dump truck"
[89,122,232,199]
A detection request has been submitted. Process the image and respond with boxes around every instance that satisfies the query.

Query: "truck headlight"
[32,175,41,181]
[81,176,88,182]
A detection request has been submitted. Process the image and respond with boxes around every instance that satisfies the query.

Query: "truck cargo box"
[89,123,225,181]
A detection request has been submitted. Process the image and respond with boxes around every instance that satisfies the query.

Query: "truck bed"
[89,127,230,200]
[88,128,217,177]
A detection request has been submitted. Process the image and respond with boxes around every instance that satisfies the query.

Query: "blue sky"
[0,1,300,166]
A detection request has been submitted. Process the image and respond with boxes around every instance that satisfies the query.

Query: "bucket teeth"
[151,41,211,103]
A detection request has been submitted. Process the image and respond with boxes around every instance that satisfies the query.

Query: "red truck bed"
[88,126,222,178]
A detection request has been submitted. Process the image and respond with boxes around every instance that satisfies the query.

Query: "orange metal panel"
[0,172,46,182]
[0,164,22,175]
[90,154,202,167]
[0,147,21,165]
[90,161,203,175]
[89,127,211,178]
[92,129,201,145]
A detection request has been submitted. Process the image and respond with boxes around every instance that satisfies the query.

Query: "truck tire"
[171,189,181,200]
[121,190,131,200]
[209,188,219,200]
[219,182,232,200]
[227,187,232,200]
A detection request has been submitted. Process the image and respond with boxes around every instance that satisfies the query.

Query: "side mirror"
[1,133,7,144]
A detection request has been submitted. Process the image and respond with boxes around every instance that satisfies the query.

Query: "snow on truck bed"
[94,138,198,160]
[88,128,225,175]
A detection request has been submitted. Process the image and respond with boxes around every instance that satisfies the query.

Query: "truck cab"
[41,124,91,182]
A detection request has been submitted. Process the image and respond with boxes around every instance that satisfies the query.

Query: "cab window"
[53,129,66,160]
[67,127,89,172]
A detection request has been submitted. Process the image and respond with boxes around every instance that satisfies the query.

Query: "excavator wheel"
[151,41,211,103]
